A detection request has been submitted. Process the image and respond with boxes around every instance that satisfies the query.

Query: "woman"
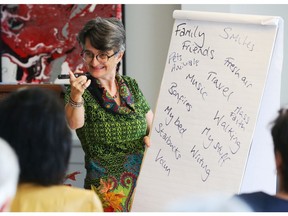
[65,17,153,212]
[0,88,103,212]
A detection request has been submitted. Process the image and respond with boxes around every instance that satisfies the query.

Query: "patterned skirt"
[84,153,144,212]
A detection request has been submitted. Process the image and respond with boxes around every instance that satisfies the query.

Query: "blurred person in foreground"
[0,87,103,212]
[0,138,19,212]
[236,107,288,212]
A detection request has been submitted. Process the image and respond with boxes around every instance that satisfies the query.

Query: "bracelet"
[69,96,84,108]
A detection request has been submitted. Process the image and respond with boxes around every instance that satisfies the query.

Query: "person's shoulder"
[236,191,281,212]
[237,191,268,200]
[12,184,103,212]
[57,185,104,211]
[236,191,269,205]
[60,185,94,194]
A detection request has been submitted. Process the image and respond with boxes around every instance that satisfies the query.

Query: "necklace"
[112,80,118,99]
[112,92,118,99]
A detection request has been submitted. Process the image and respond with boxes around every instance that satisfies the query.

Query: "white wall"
[125,4,181,111]
[65,130,85,188]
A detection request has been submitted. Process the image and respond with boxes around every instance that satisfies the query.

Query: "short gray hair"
[77,17,126,52]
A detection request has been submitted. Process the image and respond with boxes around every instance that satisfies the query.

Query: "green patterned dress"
[65,75,150,212]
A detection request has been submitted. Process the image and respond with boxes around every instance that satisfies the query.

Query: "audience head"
[0,87,72,186]
[0,138,19,212]
[271,107,288,192]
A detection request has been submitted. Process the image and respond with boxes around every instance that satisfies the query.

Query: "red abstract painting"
[1,4,122,83]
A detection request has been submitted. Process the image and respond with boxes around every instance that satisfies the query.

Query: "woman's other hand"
[143,136,151,147]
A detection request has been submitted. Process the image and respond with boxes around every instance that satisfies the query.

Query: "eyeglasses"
[81,50,119,63]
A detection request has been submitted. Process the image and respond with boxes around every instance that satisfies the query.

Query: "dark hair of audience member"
[271,108,288,192]
[0,87,71,186]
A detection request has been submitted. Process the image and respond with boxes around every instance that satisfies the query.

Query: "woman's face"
[83,37,123,80]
